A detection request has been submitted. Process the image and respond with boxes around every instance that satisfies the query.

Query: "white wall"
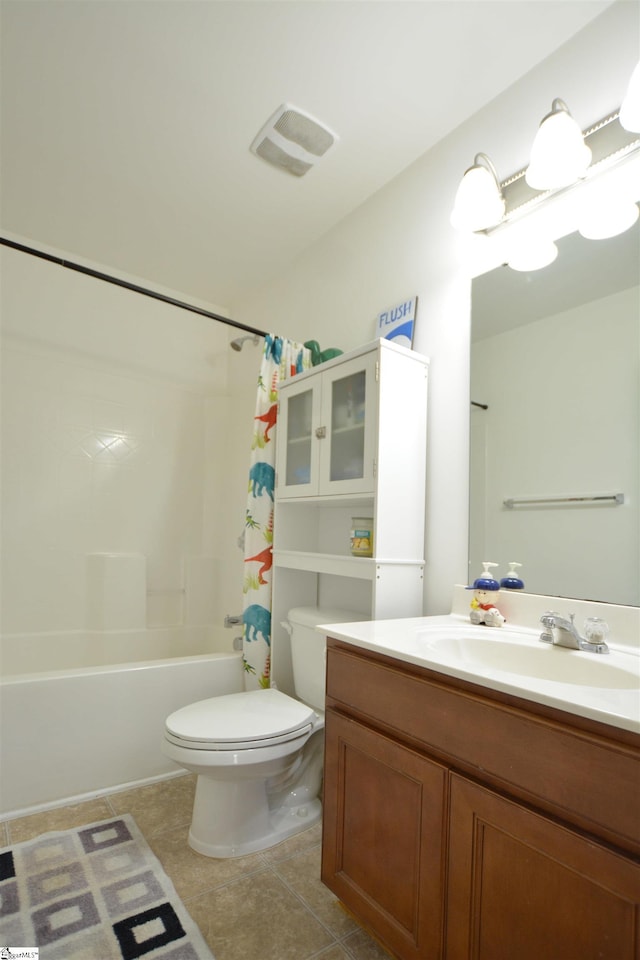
[232,1,639,613]
[3,5,637,629]
[470,285,639,605]
[0,246,256,640]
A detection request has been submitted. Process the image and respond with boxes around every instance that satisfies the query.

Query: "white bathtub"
[0,626,244,817]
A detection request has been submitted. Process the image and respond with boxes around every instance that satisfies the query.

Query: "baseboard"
[0,768,191,823]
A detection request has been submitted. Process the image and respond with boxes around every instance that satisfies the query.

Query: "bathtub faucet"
[224,614,243,628]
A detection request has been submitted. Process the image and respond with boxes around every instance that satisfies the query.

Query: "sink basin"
[323,614,640,732]
[417,627,639,689]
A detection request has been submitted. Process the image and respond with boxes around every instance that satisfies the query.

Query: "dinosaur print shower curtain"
[242,334,311,690]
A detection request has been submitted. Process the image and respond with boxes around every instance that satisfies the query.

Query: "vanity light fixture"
[525,99,592,191]
[620,61,640,133]
[450,153,505,232]
[453,60,640,276]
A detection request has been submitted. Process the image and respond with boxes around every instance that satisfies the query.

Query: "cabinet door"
[318,352,377,496]
[447,774,640,960]
[276,375,322,498]
[322,710,446,960]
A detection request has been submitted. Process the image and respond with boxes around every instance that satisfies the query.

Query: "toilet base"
[188,771,322,857]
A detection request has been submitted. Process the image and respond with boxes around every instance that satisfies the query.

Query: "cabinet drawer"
[326,640,640,854]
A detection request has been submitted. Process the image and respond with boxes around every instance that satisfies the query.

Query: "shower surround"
[0,245,257,813]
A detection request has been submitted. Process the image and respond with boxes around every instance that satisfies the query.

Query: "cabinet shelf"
[274,550,424,580]
[286,423,365,446]
[273,550,375,580]
[332,422,365,437]
[277,493,374,507]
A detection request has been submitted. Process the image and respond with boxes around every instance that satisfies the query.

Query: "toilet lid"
[165,688,317,747]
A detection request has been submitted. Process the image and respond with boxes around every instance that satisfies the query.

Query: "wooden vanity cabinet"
[322,710,447,960]
[321,638,640,960]
[447,775,640,960]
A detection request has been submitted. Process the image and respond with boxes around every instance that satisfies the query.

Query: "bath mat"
[0,814,214,960]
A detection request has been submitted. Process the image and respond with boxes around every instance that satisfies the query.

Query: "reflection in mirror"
[470,218,639,606]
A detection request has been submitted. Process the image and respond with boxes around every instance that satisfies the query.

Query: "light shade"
[450,153,505,232]
[578,200,639,240]
[525,99,592,191]
[507,238,558,272]
[620,61,640,133]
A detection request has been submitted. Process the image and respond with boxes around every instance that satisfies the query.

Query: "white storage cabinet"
[271,338,429,691]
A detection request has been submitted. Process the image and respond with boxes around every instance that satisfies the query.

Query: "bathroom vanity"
[321,607,640,960]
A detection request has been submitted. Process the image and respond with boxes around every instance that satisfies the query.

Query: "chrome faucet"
[539,611,609,654]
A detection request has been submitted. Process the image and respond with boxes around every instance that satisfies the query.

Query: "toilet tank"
[286,606,364,710]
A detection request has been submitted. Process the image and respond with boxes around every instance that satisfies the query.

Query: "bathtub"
[0,626,244,817]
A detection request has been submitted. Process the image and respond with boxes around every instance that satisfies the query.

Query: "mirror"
[470,218,639,606]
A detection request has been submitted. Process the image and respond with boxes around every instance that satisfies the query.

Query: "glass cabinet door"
[319,353,377,495]
[276,377,321,497]
[285,389,312,485]
[276,351,377,499]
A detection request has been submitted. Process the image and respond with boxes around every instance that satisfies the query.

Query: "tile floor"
[0,774,395,960]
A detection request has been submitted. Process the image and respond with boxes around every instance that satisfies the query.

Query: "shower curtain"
[242,334,311,690]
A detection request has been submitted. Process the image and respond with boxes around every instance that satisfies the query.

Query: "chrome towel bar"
[503,493,624,508]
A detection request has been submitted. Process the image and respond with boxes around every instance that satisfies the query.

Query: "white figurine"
[469,588,506,627]
[467,562,506,627]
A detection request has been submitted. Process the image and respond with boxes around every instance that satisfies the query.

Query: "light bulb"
[507,238,558,272]
[526,100,591,191]
[578,200,639,240]
[451,154,505,232]
[620,61,640,133]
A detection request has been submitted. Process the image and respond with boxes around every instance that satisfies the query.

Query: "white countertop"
[320,612,640,735]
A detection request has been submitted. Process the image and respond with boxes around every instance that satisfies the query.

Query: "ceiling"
[0,0,614,310]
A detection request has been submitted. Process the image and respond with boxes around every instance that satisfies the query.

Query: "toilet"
[163,606,359,858]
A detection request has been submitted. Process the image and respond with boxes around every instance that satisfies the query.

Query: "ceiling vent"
[250,103,338,177]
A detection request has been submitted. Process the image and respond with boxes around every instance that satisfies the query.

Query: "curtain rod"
[1,237,268,339]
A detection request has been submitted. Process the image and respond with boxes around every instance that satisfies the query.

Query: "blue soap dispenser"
[467,562,506,627]
[500,562,525,590]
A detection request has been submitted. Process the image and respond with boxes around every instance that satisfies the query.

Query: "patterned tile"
[148,824,268,901]
[274,845,360,939]
[342,927,396,959]
[109,775,196,837]
[262,821,322,863]
[314,947,352,960]
[7,798,115,844]
[186,870,334,960]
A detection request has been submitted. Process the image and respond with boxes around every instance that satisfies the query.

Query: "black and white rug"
[0,814,214,960]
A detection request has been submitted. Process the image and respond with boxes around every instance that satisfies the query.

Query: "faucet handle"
[584,617,610,648]
[539,610,561,643]
[540,610,561,625]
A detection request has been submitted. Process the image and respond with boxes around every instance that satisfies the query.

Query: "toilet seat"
[165,688,318,751]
